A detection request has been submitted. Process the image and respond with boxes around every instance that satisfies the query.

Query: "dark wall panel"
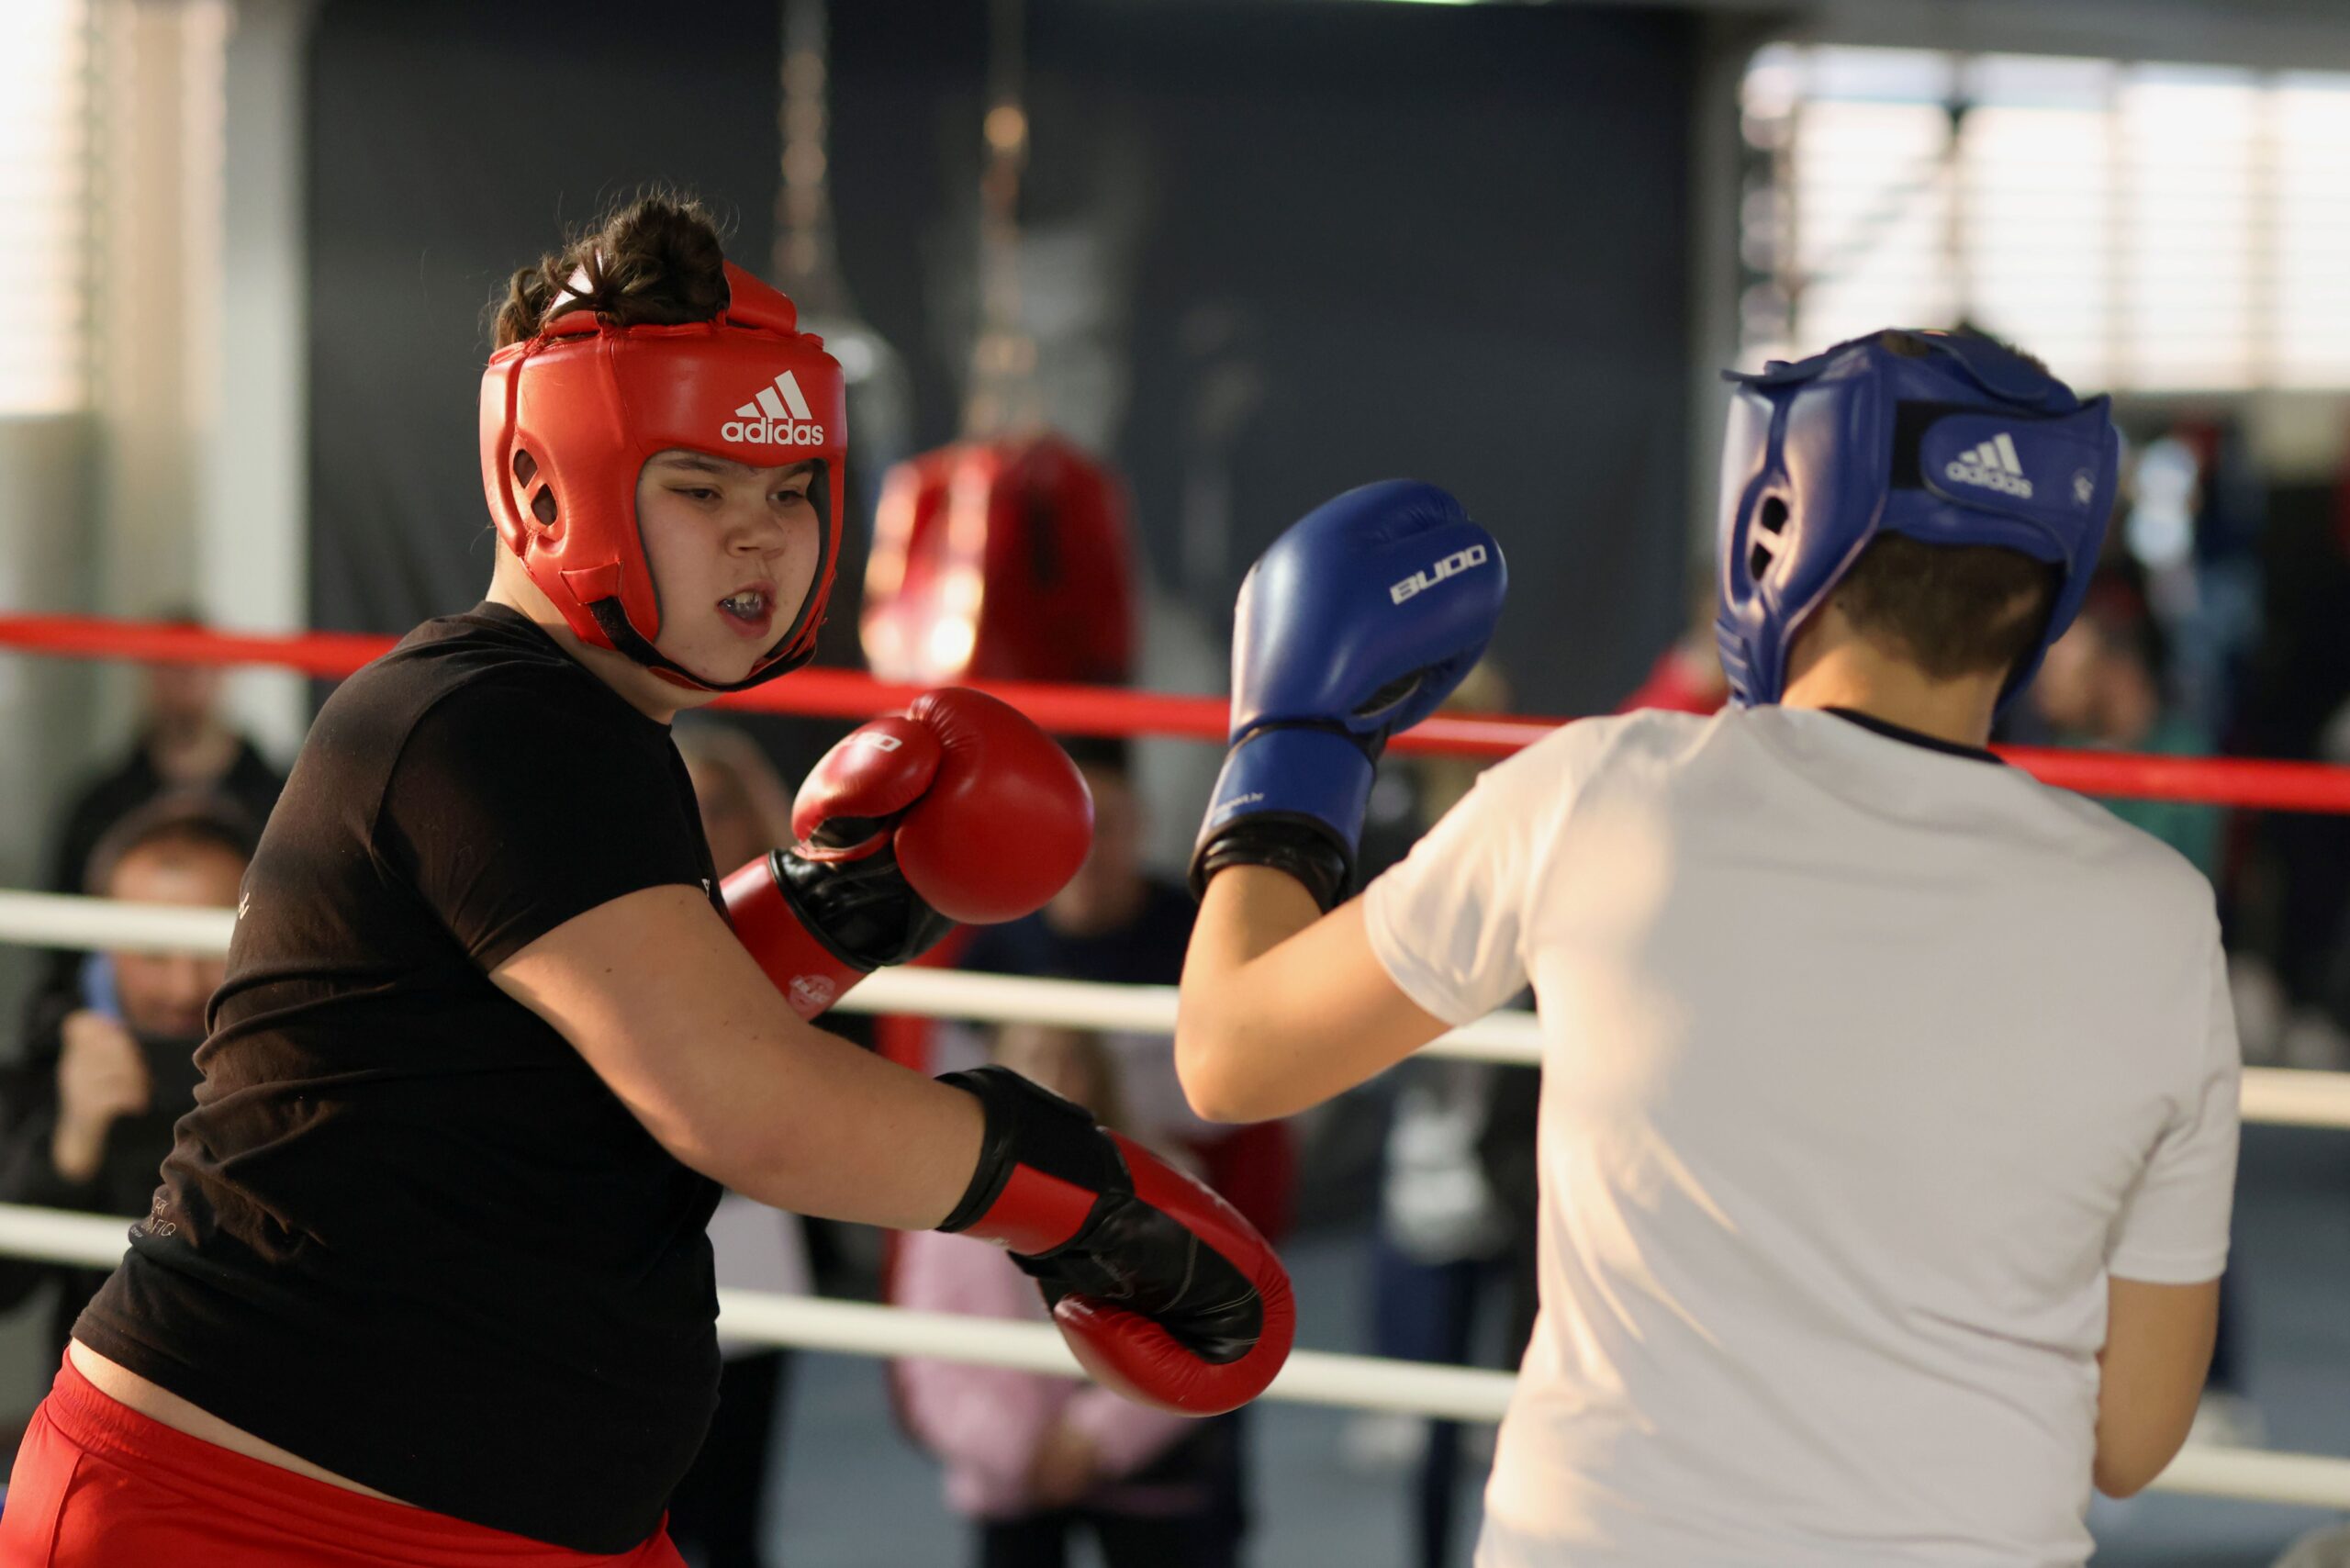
[308,0,1696,717]
[1023,2,1699,713]
[306,0,794,634]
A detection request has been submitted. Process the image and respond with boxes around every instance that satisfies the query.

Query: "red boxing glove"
[795,689,1094,922]
[724,689,1092,1016]
[938,1066,1295,1417]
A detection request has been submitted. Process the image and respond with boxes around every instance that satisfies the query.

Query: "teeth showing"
[722,591,768,616]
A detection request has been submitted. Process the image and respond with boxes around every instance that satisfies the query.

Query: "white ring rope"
[0,891,235,958]
[0,1203,2341,1507]
[7,891,2350,1130]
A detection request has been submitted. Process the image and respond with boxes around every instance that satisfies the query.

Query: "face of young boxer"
[634,452,825,689]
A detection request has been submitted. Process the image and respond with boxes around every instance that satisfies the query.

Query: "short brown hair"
[1827,532,2060,684]
[1879,325,2050,378]
[84,792,260,896]
[492,193,730,350]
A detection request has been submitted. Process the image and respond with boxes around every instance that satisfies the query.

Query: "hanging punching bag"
[862,431,1136,686]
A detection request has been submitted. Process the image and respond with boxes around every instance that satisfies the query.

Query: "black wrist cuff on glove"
[935,1065,1125,1245]
[776,846,957,970]
[1188,817,1351,913]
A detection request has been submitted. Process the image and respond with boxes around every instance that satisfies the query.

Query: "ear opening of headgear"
[1713,329,2121,712]
[479,261,847,692]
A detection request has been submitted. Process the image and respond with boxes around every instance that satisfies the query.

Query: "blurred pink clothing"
[894,1229,1197,1520]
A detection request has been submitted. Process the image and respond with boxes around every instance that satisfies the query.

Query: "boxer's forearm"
[1188,865,1324,980]
[496,884,985,1231]
[1177,869,1446,1124]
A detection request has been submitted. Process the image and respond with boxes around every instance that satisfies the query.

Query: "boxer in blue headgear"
[1715,328,2121,711]
[1173,328,2240,1568]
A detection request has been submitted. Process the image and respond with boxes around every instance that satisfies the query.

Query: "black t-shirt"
[75,603,725,1552]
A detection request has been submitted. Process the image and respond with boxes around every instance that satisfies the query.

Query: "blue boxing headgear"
[1714,330,2121,711]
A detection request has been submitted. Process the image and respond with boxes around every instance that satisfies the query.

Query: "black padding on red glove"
[937,1066,1265,1368]
[772,845,956,972]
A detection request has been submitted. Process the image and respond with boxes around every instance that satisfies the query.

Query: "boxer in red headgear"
[8,196,1290,1568]
[479,248,845,691]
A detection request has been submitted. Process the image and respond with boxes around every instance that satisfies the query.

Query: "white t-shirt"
[1362,706,2239,1568]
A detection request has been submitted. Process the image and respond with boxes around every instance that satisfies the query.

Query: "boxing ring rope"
[10,612,2350,805]
[0,1194,2343,1506]
[7,622,2350,1509]
[7,890,2350,1132]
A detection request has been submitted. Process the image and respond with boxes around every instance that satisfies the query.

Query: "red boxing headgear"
[479,261,846,690]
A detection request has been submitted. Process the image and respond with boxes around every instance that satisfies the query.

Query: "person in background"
[2029,583,2221,877]
[670,722,812,1568]
[1351,661,1540,1568]
[45,612,283,909]
[2028,587,2263,1448]
[0,796,256,1378]
[959,736,1294,1241]
[928,740,1269,1562]
[37,613,283,1014]
[896,1023,1247,1568]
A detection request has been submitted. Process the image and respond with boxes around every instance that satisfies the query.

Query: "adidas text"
[1943,432,2033,499]
[1391,543,1490,606]
[722,419,827,446]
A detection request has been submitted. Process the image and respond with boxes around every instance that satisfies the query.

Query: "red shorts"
[0,1354,687,1568]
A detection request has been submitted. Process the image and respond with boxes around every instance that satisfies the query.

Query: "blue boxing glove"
[1189,480,1505,910]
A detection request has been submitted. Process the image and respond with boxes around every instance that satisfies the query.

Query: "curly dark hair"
[492,192,732,349]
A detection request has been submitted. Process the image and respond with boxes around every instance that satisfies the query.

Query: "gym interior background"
[5,1,2350,1564]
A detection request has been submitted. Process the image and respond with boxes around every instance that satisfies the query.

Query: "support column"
[197,0,314,760]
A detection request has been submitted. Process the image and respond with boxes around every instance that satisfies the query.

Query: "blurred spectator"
[0,795,255,1376]
[939,744,1270,1562]
[896,1024,1245,1568]
[2233,455,2350,1074]
[958,736,1294,1241]
[671,722,813,1568]
[2120,420,2266,745]
[1348,1057,1537,1567]
[957,735,1186,984]
[2029,585,2222,878]
[2029,583,2268,1443]
[1351,660,1542,1568]
[45,612,285,902]
[38,612,285,1013]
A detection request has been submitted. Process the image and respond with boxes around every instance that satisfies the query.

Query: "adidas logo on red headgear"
[722,371,826,446]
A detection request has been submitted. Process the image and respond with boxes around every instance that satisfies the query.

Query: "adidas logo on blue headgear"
[1713,329,2121,712]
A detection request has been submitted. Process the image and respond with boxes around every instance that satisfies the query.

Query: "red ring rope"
[2,613,2344,813]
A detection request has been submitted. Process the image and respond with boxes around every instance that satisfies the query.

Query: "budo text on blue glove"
[1188,480,1506,910]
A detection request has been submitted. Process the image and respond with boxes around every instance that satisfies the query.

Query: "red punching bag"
[862,431,1136,687]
